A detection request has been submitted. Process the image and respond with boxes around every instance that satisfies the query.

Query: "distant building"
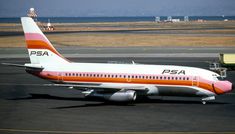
[26,8,54,31]
[164,16,173,23]
[197,19,205,22]
[27,8,37,21]
[167,16,172,22]
[43,19,55,31]
[172,19,180,22]
[184,16,189,22]
[155,16,160,22]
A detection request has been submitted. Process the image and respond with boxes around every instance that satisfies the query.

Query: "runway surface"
[1,46,235,58]
[0,54,235,133]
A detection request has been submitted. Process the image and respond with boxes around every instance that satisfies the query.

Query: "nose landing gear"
[201,96,215,104]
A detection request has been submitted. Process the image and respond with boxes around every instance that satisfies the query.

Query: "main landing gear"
[201,96,215,104]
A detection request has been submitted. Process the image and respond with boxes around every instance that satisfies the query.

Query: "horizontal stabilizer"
[2,63,26,67]
[2,63,44,70]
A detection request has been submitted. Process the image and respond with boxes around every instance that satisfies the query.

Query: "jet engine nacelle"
[108,90,136,102]
[88,90,137,102]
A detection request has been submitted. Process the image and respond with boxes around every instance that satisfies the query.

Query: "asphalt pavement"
[0,54,235,133]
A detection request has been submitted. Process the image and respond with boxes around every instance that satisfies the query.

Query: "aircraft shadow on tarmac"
[8,93,228,109]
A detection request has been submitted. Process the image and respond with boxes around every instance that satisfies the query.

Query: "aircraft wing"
[45,83,147,91]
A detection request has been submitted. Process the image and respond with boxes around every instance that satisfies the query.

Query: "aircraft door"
[192,76,199,86]
[57,72,63,83]
[126,75,132,82]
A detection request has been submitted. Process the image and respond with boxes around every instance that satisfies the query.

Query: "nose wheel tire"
[202,101,206,104]
[201,96,215,104]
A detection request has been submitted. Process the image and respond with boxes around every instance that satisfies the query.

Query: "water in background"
[0,16,235,23]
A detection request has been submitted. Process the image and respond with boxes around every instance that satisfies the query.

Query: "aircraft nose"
[214,81,233,94]
[223,81,233,93]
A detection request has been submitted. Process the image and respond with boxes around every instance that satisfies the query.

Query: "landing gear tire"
[201,96,215,105]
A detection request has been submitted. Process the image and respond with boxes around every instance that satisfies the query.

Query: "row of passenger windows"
[64,73,190,81]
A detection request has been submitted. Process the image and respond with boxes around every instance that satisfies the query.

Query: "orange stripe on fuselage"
[37,73,222,94]
[214,87,224,94]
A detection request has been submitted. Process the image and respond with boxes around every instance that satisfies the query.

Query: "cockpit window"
[217,76,224,80]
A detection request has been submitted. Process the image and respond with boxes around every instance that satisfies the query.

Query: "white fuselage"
[20,17,233,102]
[29,62,223,97]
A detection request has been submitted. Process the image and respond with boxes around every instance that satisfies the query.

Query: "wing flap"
[45,83,146,91]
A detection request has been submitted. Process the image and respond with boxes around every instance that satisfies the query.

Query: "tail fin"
[21,17,69,64]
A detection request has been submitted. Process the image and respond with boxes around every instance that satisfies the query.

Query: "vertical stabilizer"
[21,17,69,64]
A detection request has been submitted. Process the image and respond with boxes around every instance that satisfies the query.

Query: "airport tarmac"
[0,46,235,58]
[0,48,235,133]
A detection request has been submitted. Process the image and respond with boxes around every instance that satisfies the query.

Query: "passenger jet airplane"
[3,17,233,104]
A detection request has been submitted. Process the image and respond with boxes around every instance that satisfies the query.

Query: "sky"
[0,0,235,17]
